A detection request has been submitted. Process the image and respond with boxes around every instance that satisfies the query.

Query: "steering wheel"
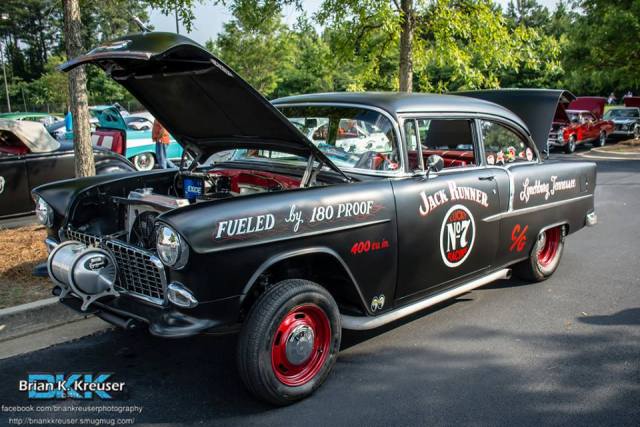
[354,151,395,171]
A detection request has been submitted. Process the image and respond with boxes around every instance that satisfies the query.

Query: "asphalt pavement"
[0,154,638,426]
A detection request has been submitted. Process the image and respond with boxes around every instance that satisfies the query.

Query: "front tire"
[513,226,565,282]
[634,125,640,140]
[237,279,341,405]
[564,135,576,153]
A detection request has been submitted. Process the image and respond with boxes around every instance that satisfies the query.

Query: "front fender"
[32,173,132,217]
[240,246,370,312]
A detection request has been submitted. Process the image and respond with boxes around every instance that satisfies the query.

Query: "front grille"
[66,228,100,246]
[65,229,166,305]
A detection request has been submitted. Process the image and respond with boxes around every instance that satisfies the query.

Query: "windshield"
[567,112,594,124]
[230,105,400,172]
[604,109,640,119]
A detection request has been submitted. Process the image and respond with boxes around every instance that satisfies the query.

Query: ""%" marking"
[510,224,528,252]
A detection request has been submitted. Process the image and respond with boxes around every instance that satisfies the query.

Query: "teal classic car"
[56,105,183,170]
[0,112,62,126]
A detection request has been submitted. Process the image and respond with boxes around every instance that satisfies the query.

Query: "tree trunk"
[398,0,414,92]
[63,0,95,177]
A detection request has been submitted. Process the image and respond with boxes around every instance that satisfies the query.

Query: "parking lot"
[0,154,638,426]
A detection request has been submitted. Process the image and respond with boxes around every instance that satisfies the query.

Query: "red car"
[548,97,614,153]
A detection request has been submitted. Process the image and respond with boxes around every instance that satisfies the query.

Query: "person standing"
[152,119,171,169]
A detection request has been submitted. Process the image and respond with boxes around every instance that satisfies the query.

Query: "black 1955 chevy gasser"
[33,33,597,405]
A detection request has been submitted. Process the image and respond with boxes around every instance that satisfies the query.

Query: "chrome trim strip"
[483,194,593,222]
[341,268,511,330]
[201,218,391,254]
[504,167,515,211]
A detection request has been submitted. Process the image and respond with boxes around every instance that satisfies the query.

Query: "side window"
[479,120,536,165]
[405,118,477,170]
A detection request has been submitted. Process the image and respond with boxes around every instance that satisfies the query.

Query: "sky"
[149,0,562,45]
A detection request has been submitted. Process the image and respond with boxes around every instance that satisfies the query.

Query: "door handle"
[478,175,495,181]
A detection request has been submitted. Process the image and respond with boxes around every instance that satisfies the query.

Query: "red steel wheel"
[237,279,341,405]
[536,227,562,268]
[513,225,566,282]
[271,304,331,387]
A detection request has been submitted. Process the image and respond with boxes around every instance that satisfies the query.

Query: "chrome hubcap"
[136,154,153,170]
[285,325,315,365]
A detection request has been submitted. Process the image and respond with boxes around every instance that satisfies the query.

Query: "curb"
[591,147,640,156]
[0,297,90,343]
[577,150,640,161]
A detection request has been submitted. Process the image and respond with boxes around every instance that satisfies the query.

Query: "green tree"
[562,0,640,95]
[206,0,295,97]
[317,0,414,91]
[25,56,70,108]
[505,0,552,29]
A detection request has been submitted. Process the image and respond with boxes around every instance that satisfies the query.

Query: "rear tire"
[237,279,341,405]
[593,131,606,147]
[634,125,640,140]
[564,135,576,153]
[513,226,565,282]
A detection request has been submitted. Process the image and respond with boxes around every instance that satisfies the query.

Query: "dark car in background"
[605,106,640,139]
[0,118,134,219]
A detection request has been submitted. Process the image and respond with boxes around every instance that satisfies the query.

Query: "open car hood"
[457,89,575,154]
[60,32,345,177]
[568,97,607,119]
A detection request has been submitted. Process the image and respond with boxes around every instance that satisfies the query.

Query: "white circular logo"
[439,204,475,268]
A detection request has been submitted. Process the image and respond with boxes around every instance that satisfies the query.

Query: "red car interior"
[92,129,125,156]
[209,169,301,192]
[0,130,30,155]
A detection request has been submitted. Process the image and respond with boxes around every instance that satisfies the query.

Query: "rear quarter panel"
[494,161,596,267]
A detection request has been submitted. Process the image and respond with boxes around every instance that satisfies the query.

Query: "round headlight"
[558,128,566,141]
[156,225,189,269]
[35,197,54,228]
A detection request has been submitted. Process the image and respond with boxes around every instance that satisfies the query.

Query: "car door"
[0,147,31,217]
[392,117,505,302]
[585,113,600,140]
[25,149,76,193]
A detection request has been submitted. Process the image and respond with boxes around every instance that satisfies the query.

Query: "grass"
[599,138,640,153]
[0,225,51,309]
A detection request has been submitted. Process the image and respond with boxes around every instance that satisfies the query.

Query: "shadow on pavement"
[579,308,640,326]
[0,304,637,426]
